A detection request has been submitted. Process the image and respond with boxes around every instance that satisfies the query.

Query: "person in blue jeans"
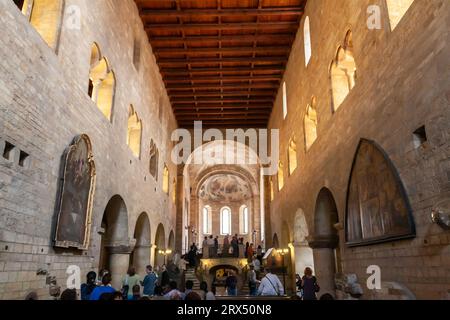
[225,271,238,296]
[142,265,158,297]
[90,273,116,300]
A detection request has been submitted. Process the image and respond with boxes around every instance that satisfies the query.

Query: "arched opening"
[98,195,129,289]
[154,223,166,267]
[272,233,280,248]
[304,16,312,66]
[220,207,232,236]
[282,81,288,119]
[88,43,115,121]
[202,205,212,235]
[239,205,249,235]
[162,165,169,194]
[131,213,151,276]
[312,188,341,297]
[386,0,415,31]
[304,96,318,151]
[168,230,175,252]
[16,0,64,50]
[182,140,264,253]
[277,162,284,191]
[127,105,142,158]
[330,31,357,112]
[288,137,298,175]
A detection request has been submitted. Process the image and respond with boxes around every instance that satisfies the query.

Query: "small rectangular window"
[413,125,427,148]
[3,141,15,160]
[19,150,30,167]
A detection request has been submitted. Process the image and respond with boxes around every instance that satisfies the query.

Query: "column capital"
[106,239,137,254]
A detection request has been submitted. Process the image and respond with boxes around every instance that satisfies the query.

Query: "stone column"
[293,241,315,275]
[108,243,135,290]
[308,235,339,297]
[133,244,152,276]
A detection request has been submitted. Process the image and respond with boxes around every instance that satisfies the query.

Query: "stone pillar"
[133,244,152,276]
[108,243,135,290]
[308,235,339,298]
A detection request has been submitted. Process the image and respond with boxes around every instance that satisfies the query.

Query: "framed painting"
[345,139,415,247]
[54,134,96,250]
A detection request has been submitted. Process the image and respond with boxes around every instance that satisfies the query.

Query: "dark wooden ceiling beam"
[144,21,299,31]
[140,8,304,17]
[166,83,280,90]
[164,75,282,83]
[166,83,279,90]
[157,56,287,65]
[161,66,284,75]
[148,34,296,44]
[168,90,276,97]
[173,104,273,110]
[172,97,273,103]
[154,46,290,55]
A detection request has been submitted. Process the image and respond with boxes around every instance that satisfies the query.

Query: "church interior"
[0,0,449,301]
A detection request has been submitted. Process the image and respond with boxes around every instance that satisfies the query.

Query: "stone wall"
[268,0,450,299]
[0,0,178,299]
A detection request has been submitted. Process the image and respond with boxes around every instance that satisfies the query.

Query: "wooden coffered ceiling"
[134,0,307,128]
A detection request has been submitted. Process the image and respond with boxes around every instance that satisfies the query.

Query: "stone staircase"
[185,267,201,289]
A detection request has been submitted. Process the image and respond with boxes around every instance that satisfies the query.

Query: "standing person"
[178,255,188,273]
[257,267,284,296]
[247,243,254,262]
[301,267,320,301]
[164,281,184,300]
[252,255,261,278]
[188,244,197,268]
[214,236,219,257]
[159,265,170,289]
[80,271,97,300]
[248,265,258,296]
[202,237,208,255]
[225,271,238,296]
[257,245,263,263]
[142,265,158,297]
[184,280,194,298]
[207,235,214,257]
[231,236,239,257]
[200,281,216,300]
[223,235,230,256]
[295,274,302,297]
[122,266,141,300]
[90,273,116,301]
[131,285,141,300]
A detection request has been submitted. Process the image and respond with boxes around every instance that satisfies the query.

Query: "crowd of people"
[201,234,264,260]
[57,264,218,301]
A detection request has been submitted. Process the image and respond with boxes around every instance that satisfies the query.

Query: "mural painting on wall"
[54,134,96,250]
[199,174,252,202]
[345,139,415,246]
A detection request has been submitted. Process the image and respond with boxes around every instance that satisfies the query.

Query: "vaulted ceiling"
[134,0,306,128]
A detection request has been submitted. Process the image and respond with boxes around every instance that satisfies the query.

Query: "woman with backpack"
[301,267,320,300]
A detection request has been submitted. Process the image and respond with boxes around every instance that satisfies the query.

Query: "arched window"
[89,43,116,121]
[162,165,169,194]
[304,96,318,150]
[202,206,212,235]
[386,0,415,31]
[304,16,312,66]
[282,82,288,119]
[220,207,232,235]
[330,31,357,112]
[127,105,142,158]
[278,162,284,191]
[270,178,274,201]
[239,205,249,235]
[288,137,297,175]
[149,139,159,180]
[172,179,177,203]
[15,0,64,50]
